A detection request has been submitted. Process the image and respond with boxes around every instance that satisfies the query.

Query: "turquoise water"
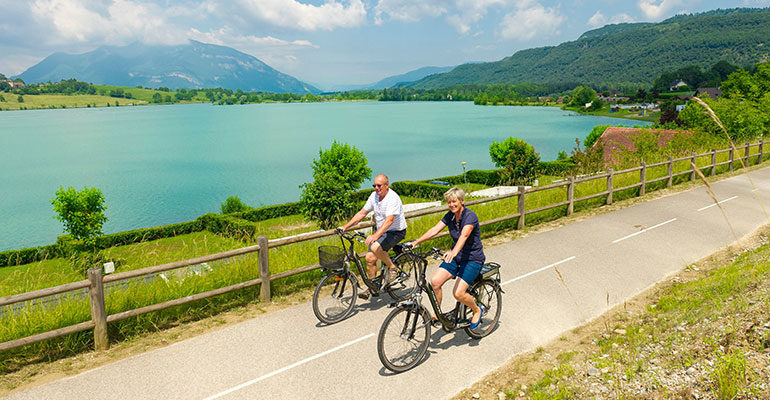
[0,102,648,250]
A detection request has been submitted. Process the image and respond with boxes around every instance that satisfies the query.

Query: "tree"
[51,186,108,247]
[490,137,520,167]
[310,141,372,191]
[300,142,371,229]
[569,86,597,107]
[221,195,250,214]
[501,139,541,185]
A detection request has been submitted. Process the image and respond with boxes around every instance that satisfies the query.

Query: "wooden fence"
[0,140,765,352]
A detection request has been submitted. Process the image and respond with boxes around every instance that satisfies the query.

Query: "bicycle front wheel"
[463,279,502,339]
[377,305,431,373]
[312,272,357,324]
[386,254,419,301]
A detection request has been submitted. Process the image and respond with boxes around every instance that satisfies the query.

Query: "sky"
[1,0,769,91]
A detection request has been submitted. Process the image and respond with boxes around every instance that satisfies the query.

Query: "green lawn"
[0,94,147,111]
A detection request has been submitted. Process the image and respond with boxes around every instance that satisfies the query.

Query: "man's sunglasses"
[372,184,386,188]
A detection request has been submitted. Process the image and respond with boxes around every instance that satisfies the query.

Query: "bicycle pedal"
[457,321,470,328]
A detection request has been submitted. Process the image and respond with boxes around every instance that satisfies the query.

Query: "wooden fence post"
[710,149,716,176]
[743,142,751,167]
[639,162,646,196]
[690,152,697,181]
[567,176,575,215]
[87,267,109,351]
[667,157,673,188]
[606,169,614,205]
[258,235,271,302]
[517,186,526,229]
[729,147,734,171]
[759,139,764,164]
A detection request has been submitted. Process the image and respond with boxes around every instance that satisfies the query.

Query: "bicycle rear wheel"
[463,279,502,339]
[386,254,419,301]
[377,305,431,373]
[312,271,357,324]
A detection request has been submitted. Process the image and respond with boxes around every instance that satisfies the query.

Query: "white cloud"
[499,2,565,40]
[587,10,635,28]
[236,0,366,31]
[372,0,507,34]
[373,0,446,24]
[29,0,188,46]
[445,0,507,35]
[637,0,685,19]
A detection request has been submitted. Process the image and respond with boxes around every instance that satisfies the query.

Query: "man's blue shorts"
[439,260,482,285]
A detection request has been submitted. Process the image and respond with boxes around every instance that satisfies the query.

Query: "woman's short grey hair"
[444,186,465,202]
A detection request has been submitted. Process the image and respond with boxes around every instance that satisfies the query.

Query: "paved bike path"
[5,167,770,400]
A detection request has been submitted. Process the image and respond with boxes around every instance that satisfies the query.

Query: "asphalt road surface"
[6,167,770,400]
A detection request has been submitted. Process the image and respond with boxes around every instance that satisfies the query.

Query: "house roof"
[598,127,691,165]
[696,87,722,99]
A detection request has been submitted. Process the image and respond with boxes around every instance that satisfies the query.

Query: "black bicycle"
[311,229,418,324]
[376,243,503,373]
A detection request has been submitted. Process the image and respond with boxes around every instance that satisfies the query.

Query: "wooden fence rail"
[0,140,766,352]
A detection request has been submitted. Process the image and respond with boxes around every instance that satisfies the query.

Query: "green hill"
[411,8,770,90]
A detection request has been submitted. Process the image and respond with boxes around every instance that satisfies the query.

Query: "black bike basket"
[318,246,345,271]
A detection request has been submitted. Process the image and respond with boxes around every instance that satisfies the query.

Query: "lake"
[0,101,649,250]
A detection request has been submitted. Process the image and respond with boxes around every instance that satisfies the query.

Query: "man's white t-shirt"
[364,189,407,231]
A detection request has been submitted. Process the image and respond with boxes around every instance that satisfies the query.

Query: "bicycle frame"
[399,251,465,332]
[335,231,386,295]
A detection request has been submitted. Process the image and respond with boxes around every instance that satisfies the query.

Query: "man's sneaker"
[385,268,399,284]
[357,289,371,300]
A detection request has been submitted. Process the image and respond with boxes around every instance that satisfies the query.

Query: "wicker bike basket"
[318,245,346,271]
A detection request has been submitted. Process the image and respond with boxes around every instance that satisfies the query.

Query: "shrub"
[584,125,609,148]
[501,139,541,185]
[234,202,303,222]
[390,181,448,200]
[51,186,108,248]
[221,195,250,214]
[490,137,521,168]
[0,245,59,267]
[539,160,576,176]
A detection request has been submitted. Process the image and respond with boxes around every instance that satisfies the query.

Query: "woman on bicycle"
[407,187,485,328]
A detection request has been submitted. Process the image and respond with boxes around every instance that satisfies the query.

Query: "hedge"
[232,202,302,222]
[539,160,576,176]
[390,181,449,200]
[0,244,60,267]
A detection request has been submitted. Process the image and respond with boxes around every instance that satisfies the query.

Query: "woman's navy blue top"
[441,207,485,264]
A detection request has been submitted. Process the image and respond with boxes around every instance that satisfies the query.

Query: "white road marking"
[612,218,677,244]
[697,196,738,212]
[501,256,576,287]
[202,333,375,400]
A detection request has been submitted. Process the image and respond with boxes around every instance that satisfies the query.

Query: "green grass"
[0,94,147,111]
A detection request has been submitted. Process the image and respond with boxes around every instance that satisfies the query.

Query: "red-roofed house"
[597,127,691,166]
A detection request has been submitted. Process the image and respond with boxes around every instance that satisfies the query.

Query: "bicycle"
[376,243,503,373]
[311,229,418,325]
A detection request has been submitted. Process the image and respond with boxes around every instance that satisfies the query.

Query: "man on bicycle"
[340,174,406,299]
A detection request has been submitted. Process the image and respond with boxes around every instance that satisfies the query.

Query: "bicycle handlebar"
[335,228,367,243]
[400,242,443,260]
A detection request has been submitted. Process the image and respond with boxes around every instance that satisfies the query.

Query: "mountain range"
[15,40,318,94]
[411,8,770,89]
